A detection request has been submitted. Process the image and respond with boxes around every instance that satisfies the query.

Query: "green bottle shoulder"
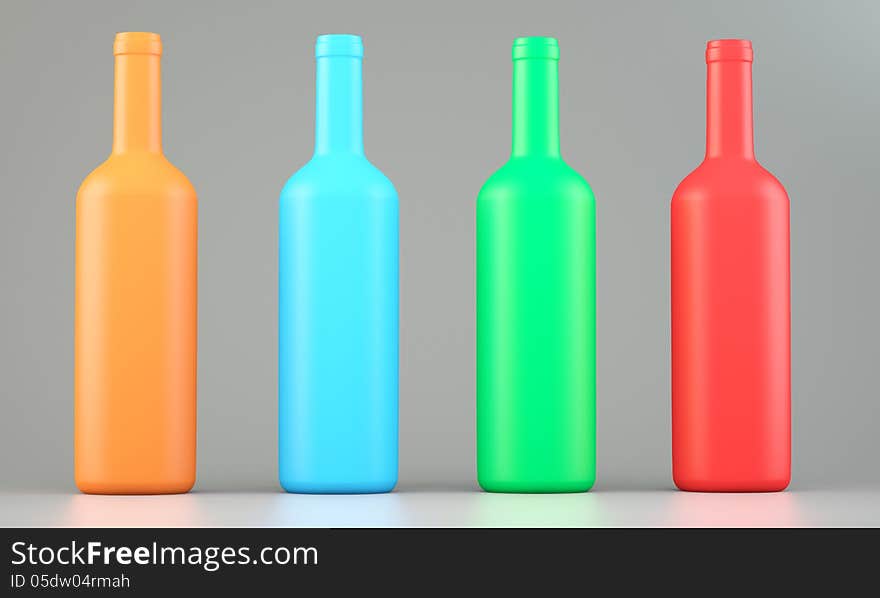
[477,157,594,204]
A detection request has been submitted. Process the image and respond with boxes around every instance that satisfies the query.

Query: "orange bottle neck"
[112,54,162,154]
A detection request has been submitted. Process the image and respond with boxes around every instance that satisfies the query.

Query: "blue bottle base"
[279,474,397,495]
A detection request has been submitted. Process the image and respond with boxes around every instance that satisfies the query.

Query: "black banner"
[2,527,876,593]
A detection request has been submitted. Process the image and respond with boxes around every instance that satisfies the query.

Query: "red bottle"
[671,40,790,492]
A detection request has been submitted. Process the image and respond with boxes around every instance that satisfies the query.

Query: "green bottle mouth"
[512,37,559,61]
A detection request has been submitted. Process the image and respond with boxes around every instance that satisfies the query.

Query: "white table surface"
[3,486,878,527]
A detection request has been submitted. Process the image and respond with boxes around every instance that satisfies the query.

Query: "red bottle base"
[673,472,790,493]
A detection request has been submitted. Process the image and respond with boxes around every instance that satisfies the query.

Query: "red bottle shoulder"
[672,158,788,205]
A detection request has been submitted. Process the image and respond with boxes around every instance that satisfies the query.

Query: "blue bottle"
[279,34,398,493]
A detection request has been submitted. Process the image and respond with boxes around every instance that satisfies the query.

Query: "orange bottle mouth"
[706,39,753,63]
[114,32,162,56]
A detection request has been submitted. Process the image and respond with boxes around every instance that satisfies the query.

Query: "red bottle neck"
[705,40,754,160]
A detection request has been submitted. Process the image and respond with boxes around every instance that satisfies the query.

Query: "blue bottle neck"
[314,55,364,156]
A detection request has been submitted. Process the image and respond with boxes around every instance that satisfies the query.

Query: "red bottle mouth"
[706,39,753,63]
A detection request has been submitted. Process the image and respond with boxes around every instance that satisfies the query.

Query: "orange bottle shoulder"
[77,153,196,205]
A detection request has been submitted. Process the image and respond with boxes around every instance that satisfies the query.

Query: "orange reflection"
[63,493,204,527]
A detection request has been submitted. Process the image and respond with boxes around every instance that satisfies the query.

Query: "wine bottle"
[477,37,596,493]
[671,39,790,492]
[75,32,197,494]
[279,34,398,493]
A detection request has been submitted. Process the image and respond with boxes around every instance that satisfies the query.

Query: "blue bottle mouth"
[316,34,364,58]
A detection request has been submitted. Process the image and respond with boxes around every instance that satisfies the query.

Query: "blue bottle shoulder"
[280,155,398,205]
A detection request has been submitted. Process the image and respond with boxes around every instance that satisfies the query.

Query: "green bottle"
[477,37,596,493]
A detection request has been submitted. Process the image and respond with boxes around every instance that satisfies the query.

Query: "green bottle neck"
[511,57,560,158]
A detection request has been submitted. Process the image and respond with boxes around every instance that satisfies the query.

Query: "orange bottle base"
[75,476,195,495]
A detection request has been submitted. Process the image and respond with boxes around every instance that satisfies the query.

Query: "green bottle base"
[478,473,595,494]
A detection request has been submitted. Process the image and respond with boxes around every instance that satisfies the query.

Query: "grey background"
[1,0,877,493]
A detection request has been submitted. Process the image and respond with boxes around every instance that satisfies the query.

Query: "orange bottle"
[75,32,197,494]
